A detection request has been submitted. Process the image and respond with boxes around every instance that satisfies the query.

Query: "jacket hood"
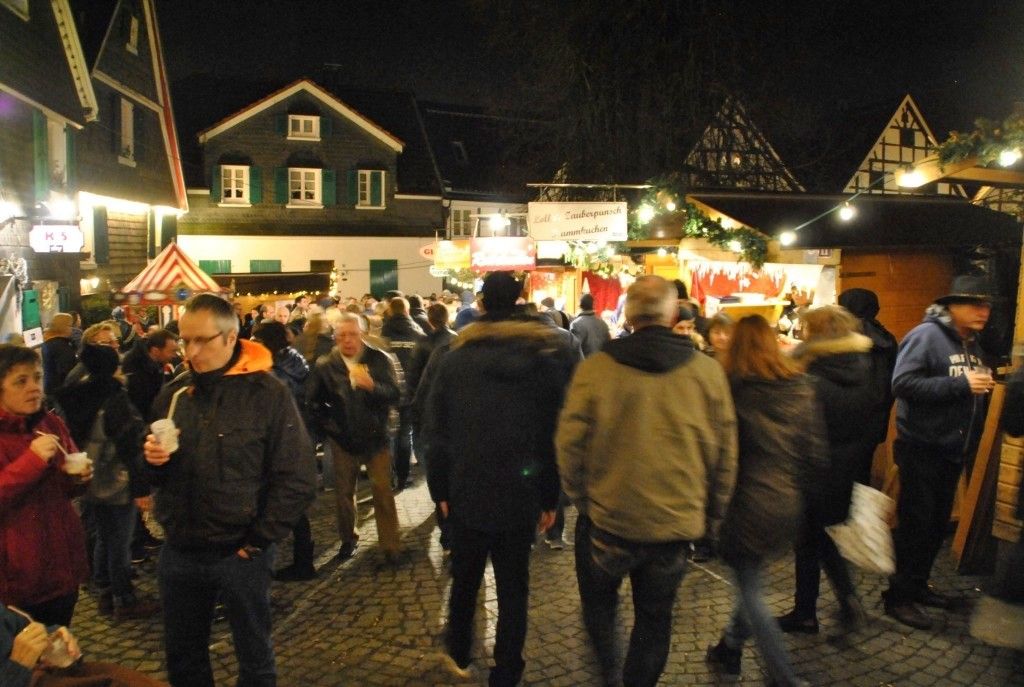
[453,319,566,380]
[793,333,873,387]
[225,338,273,376]
[923,303,968,343]
[838,288,880,320]
[792,333,872,365]
[862,319,897,350]
[603,325,695,373]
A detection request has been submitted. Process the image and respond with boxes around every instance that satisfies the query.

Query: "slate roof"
[689,191,1022,248]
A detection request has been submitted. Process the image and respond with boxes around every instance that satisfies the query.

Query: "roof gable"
[684,97,805,192]
[843,94,966,198]
[198,79,404,153]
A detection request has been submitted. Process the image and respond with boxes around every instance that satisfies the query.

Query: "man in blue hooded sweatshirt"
[883,275,996,630]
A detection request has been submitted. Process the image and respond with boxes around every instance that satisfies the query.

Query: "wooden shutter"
[321,116,332,137]
[133,106,144,163]
[32,110,48,202]
[322,169,336,206]
[161,214,177,250]
[276,114,287,136]
[93,206,109,264]
[250,259,281,273]
[370,170,383,206]
[65,128,76,191]
[347,170,358,206]
[199,259,231,274]
[210,166,221,200]
[249,167,262,203]
[274,168,288,203]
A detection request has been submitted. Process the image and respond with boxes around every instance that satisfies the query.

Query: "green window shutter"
[347,170,357,205]
[65,128,76,191]
[133,106,144,163]
[32,110,49,202]
[160,213,177,250]
[199,259,231,274]
[109,93,120,154]
[274,167,288,203]
[250,259,281,273]
[321,116,332,137]
[93,206,109,264]
[21,290,40,330]
[370,170,383,206]
[249,166,262,203]
[322,169,336,206]
[276,114,287,136]
[210,165,221,200]
[369,259,398,298]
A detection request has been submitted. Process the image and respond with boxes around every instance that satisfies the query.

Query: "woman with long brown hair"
[706,315,826,687]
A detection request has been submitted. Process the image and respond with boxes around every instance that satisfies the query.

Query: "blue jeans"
[575,515,689,687]
[724,563,800,686]
[158,543,277,687]
[93,502,137,604]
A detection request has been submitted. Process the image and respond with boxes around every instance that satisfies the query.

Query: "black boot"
[705,639,741,675]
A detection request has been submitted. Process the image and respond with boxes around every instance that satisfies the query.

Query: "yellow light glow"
[657,247,667,257]
[779,230,797,246]
[43,194,77,221]
[895,168,925,188]
[666,201,676,212]
[720,217,735,229]
[728,240,743,253]
[78,191,150,215]
[637,205,656,223]
[1000,149,1022,167]
[838,203,856,221]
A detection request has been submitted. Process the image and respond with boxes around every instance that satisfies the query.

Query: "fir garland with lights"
[936,103,1024,167]
[629,174,769,267]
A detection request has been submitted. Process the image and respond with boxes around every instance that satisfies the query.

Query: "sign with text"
[29,224,83,253]
[527,202,628,241]
[470,237,536,272]
[433,240,471,271]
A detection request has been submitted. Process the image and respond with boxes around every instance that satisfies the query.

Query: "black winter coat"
[423,318,576,533]
[794,333,876,525]
[718,374,828,566]
[306,345,401,456]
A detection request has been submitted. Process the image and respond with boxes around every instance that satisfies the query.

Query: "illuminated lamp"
[838,203,856,221]
[728,240,742,253]
[895,167,925,188]
[999,148,1022,167]
[779,230,797,247]
[637,204,656,223]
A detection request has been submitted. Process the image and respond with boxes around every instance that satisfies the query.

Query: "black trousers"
[446,521,534,687]
[888,440,964,602]
[793,520,855,618]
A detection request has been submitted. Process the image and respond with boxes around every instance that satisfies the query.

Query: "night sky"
[156,0,1024,185]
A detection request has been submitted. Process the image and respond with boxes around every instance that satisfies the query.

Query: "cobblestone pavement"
[72,464,1024,686]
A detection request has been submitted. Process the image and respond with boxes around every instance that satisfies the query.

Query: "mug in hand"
[151,419,179,453]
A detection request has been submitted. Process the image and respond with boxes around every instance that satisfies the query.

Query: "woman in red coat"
[0,345,89,626]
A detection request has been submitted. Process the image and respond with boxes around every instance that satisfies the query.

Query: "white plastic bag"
[825,482,896,575]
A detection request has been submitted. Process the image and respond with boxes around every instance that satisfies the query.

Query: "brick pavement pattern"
[72,468,1024,686]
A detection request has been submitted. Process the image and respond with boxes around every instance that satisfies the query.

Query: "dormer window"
[126,16,139,54]
[288,115,320,141]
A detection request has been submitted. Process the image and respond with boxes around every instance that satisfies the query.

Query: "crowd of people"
[0,269,1005,686]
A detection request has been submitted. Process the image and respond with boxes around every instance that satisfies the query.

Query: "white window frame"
[0,0,29,20]
[118,98,135,167]
[126,16,139,54]
[219,165,250,206]
[450,208,473,237]
[357,169,386,209]
[287,167,322,208]
[287,115,320,141]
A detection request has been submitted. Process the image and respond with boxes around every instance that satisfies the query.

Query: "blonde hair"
[83,321,119,344]
[801,305,860,342]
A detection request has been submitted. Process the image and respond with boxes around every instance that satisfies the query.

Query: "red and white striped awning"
[121,242,223,294]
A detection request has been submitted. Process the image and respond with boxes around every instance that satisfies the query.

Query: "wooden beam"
[896,154,1024,188]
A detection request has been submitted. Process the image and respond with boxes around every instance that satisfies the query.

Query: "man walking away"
[425,272,576,685]
[380,297,425,491]
[570,293,610,357]
[143,294,316,687]
[883,275,995,630]
[307,313,404,563]
[557,275,738,687]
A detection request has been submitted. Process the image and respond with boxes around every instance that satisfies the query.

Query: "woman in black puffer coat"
[777,305,876,636]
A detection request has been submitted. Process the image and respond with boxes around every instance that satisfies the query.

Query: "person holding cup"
[0,345,89,627]
[883,275,997,631]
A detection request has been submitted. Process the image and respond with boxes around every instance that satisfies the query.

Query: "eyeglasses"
[178,332,226,349]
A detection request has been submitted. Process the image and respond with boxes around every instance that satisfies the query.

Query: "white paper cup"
[63,452,91,475]
[151,418,179,453]
[40,633,76,668]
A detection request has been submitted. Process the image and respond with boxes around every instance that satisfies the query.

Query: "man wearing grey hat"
[883,275,996,630]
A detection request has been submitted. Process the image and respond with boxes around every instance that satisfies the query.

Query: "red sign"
[470,237,536,272]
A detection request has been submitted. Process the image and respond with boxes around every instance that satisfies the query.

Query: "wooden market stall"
[113,242,230,323]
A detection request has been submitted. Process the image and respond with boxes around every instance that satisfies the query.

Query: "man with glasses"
[143,294,316,687]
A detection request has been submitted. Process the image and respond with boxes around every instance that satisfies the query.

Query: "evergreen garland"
[629,174,769,267]
[936,103,1024,166]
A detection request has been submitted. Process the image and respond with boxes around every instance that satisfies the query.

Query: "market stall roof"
[115,242,226,305]
[689,191,1022,249]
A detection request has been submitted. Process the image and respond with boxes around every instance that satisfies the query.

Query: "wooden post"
[954,383,1006,560]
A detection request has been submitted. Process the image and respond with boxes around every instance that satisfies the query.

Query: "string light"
[838,203,856,221]
[779,230,797,246]
[728,240,743,253]
[637,204,656,223]
[999,148,1022,167]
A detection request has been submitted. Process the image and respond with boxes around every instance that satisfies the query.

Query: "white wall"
[177,234,443,298]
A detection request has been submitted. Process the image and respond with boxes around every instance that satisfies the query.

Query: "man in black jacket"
[381,297,425,491]
[122,329,178,420]
[307,313,403,561]
[424,272,576,685]
[143,294,316,687]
